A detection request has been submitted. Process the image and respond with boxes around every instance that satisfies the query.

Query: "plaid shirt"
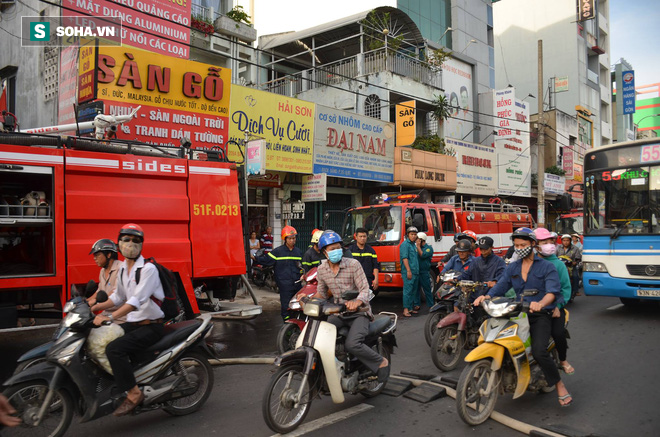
[316,257,373,319]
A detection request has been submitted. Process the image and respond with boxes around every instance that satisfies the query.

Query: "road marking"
[271,403,374,437]
[606,304,624,310]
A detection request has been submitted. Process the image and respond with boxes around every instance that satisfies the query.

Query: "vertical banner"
[441,58,474,141]
[247,139,266,176]
[396,100,416,146]
[622,71,636,114]
[579,0,595,21]
[78,44,97,104]
[59,43,79,127]
[563,149,574,179]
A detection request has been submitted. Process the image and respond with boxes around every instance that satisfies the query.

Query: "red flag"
[0,82,7,112]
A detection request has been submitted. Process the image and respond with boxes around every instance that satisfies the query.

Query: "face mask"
[514,245,534,259]
[538,243,556,257]
[119,241,142,260]
[327,248,343,263]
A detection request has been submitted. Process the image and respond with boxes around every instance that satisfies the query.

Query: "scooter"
[262,292,397,434]
[430,280,488,371]
[276,267,319,354]
[455,292,569,426]
[251,249,277,293]
[3,288,217,436]
[424,270,461,346]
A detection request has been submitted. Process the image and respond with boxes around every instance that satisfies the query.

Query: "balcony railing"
[261,47,442,97]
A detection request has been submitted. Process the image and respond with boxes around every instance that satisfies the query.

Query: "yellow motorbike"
[455,293,569,426]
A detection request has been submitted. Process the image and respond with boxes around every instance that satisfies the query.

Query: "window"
[440,211,455,234]
[405,208,428,232]
[364,94,381,119]
[0,66,18,114]
[430,209,441,237]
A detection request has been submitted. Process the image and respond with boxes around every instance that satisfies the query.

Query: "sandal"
[402,310,412,317]
[561,363,575,375]
[411,310,418,314]
[413,306,421,311]
[558,393,573,407]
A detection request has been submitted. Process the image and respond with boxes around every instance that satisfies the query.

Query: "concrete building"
[493,0,612,150]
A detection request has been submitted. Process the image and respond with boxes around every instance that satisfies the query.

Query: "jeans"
[529,313,561,387]
[328,315,383,373]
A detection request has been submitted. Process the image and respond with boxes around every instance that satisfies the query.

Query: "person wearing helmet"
[302,229,325,273]
[460,235,505,299]
[400,227,420,317]
[441,239,475,275]
[441,232,466,263]
[255,225,303,320]
[349,227,380,291]
[474,227,571,407]
[462,230,481,257]
[417,232,435,309]
[87,239,125,322]
[571,233,582,250]
[312,230,390,383]
[556,234,582,301]
[91,223,166,416]
[534,228,575,377]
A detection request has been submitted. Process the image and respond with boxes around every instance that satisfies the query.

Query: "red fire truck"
[0,132,248,329]
[340,191,534,290]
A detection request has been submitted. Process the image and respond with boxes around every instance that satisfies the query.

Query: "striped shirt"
[316,257,372,319]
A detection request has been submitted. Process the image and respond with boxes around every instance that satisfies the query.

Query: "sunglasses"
[120,236,143,243]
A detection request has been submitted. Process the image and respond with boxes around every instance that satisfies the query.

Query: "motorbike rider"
[87,239,125,322]
[440,239,474,276]
[311,231,390,383]
[349,227,380,291]
[463,230,481,257]
[302,229,325,273]
[460,236,505,299]
[91,223,166,416]
[474,227,572,407]
[556,234,582,300]
[534,228,575,376]
[255,225,303,320]
[441,233,465,263]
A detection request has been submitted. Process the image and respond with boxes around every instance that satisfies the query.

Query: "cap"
[477,236,494,249]
[417,232,427,241]
[533,228,554,241]
[571,233,580,237]
[561,234,572,240]
[407,226,418,234]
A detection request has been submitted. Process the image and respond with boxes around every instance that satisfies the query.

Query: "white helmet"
[417,232,427,241]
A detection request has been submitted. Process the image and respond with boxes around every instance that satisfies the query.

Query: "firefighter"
[255,225,303,320]
[349,227,379,291]
[87,239,125,322]
[92,223,165,417]
[302,229,325,272]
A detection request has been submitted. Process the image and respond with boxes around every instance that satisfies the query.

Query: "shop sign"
[313,105,394,182]
[563,149,574,179]
[94,46,231,149]
[247,139,266,176]
[555,76,569,92]
[391,147,457,190]
[58,43,79,132]
[441,58,473,142]
[228,86,314,174]
[579,0,595,21]
[302,173,327,202]
[446,138,497,195]
[396,100,416,146]
[544,173,565,195]
[622,71,636,114]
[78,44,97,104]
[282,200,305,220]
[248,170,284,188]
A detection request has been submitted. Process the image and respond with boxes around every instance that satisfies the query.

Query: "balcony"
[600,83,610,103]
[598,12,608,34]
[601,120,612,140]
[191,3,256,43]
[261,47,442,97]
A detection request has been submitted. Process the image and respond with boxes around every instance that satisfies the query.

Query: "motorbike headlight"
[53,338,85,365]
[63,301,75,313]
[303,302,320,317]
[583,262,608,273]
[483,301,518,318]
[290,301,301,310]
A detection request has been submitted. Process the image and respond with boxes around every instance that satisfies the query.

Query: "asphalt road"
[2,291,659,436]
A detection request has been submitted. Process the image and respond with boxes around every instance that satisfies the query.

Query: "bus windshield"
[341,206,402,245]
[584,166,660,236]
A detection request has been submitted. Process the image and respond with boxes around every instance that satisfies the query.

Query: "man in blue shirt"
[461,236,505,299]
[441,239,474,275]
[474,228,571,407]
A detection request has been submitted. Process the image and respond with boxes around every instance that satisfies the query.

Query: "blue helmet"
[318,230,342,250]
[511,227,537,242]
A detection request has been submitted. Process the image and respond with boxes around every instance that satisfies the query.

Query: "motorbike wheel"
[276,323,302,354]
[2,381,73,437]
[360,345,390,398]
[262,364,312,434]
[431,325,465,371]
[456,359,500,426]
[163,352,214,416]
[252,272,266,287]
[424,310,446,347]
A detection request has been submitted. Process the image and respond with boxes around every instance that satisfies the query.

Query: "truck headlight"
[583,262,608,273]
[380,262,400,272]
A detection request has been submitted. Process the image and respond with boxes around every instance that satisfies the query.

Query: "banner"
[246,139,266,176]
[622,71,636,115]
[59,44,79,129]
[314,105,394,182]
[396,100,416,146]
[579,0,595,21]
[446,138,497,195]
[544,173,565,195]
[302,173,327,202]
[228,86,315,174]
[441,57,473,141]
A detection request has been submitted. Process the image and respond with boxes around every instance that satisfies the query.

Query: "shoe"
[558,393,573,407]
[413,306,421,311]
[113,391,144,417]
[377,364,390,383]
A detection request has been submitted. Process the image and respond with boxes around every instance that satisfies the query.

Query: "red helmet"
[463,230,477,242]
[281,225,297,240]
[118,223,144,240]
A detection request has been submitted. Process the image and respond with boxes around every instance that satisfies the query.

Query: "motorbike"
[251,248,277,293]
[424,270,461,346]
[2,287,216,436]
[430,280,488,371]
[558,255,582,302]
[455,292,569,426]
[262,291,397,434]
[276,267,319,354]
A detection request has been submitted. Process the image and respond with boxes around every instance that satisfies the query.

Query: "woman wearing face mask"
[533,228,575,376]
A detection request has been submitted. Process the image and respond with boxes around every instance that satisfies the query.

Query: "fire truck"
[0,130,253,329]
[340,191,534,290]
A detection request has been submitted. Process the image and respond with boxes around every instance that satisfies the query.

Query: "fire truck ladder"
[457,202,530,215]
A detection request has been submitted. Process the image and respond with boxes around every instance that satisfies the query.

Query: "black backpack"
[134,257,184,322]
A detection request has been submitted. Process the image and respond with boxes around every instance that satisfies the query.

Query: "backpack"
[134,257,184,322]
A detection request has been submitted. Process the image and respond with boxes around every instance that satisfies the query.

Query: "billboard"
[441,57,473,141]
[579,0,595,21]
[314,105,395,182]
[396,100,416,146]
[228,86,315,174]
[622,70,636,115]
[446,138,497,195]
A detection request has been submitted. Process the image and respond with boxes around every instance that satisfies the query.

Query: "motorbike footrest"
[403,383,447,403]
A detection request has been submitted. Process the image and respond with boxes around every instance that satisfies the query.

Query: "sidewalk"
[232,280,281,312]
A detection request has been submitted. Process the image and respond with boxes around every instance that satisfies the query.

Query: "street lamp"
[438,27,453,45]
[460,39,477,54]
[461,125,481,141]
[636,113,660,138]
[522,93,536,102]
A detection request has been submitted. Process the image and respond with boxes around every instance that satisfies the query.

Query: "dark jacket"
[442,244,457,263]
[348,243,379,283]
[256,244,303,291]
[302,246,324,272]
[461,252,506,296]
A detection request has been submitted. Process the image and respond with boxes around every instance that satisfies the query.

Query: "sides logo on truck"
[122,158,186,174]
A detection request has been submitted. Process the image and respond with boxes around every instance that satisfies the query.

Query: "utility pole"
[537,40,545,227]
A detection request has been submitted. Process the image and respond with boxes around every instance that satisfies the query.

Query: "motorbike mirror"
[522,289,539,297]
[96,290,109,303]
[70,284,79,298]
[342,290,359,300]
[85,280,98,298]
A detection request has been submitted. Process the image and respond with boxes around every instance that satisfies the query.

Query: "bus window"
[405,208,428,232]
[440,211,455,234]
[430,209,441,237]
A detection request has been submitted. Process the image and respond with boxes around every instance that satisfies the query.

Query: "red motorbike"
[276,267,319,354]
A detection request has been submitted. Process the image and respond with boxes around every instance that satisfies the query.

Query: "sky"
[250,0,658,94]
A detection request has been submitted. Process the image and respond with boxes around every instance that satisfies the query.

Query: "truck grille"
[626,265,660,277]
